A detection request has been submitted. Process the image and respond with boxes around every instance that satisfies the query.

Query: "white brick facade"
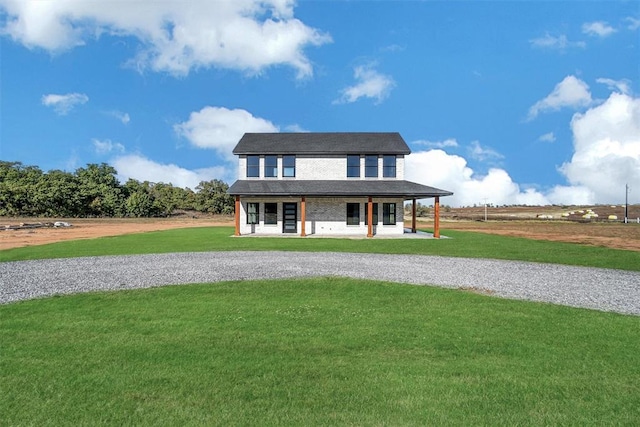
[238,197,404,236]
[238,154,404,180]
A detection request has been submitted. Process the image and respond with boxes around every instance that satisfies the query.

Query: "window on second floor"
[283,155,296,177]
[347,155,360,177]
[247,155,259,178]
[383,155,396,178]
[365,155,378,178]
[265,155,278,178]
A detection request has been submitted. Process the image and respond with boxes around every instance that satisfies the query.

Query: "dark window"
[265,155,278,178]
[383,155,396,178]
[265,203,277,225]
[347,155,360,177]
[383,203,396,225]
[365,155,378,178]
[346,203,360,225]
[364,203,378,225]
[247,155,259,177]
[283,155,295,177]
[246,202,259,224]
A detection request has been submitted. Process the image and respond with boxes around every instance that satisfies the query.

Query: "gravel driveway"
[1,252,639,315]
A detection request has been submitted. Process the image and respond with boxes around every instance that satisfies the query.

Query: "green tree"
[76,163,124,217]
[195,179,234,214]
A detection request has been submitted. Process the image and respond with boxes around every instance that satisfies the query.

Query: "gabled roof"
[232,132,411,155]
[228,180,453,199]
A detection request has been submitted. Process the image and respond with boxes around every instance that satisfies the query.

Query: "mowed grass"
[2,277,639,426]
[1,226,639,271]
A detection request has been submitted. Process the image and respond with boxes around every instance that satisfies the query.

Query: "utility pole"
[482,198,488,222]
[625,183,629,224]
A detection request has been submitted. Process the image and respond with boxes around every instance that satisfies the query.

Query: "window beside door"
[264,203,277,225]
[346,203,360,225]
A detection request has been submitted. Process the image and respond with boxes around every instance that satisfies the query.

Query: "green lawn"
[1,226,639,271]
[2,278,639,426]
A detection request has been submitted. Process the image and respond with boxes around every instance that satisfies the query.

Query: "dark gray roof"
[232,132,411,155]
[228,180,453,199]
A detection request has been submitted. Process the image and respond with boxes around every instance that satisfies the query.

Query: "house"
[227,132,453,237]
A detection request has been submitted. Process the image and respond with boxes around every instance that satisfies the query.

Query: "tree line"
[0,161,235,217]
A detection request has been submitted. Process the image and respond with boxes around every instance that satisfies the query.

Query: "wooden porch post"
[301,196,306,237]
[411,198,417,233]
[234,196,241,236]
[367,197,373,238]
[434,196,440,239]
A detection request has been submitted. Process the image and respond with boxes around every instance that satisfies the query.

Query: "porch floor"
[234,228,448,239]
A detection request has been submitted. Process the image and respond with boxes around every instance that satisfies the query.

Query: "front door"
[283,202,297,234]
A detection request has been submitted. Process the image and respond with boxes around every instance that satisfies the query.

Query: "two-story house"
[228,132,453,237]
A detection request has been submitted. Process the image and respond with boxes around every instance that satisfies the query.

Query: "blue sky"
[1,0,638,207]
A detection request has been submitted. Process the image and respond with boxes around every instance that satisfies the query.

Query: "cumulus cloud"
[112,154,229,189]
[405,149,549,207]
[529,33,586,50]
[596,77,631,95]
[334,64,395,104]
[558,92,640,204]
[174,106,278,161]
[41,92,88,115]
[527,75,592,120]
[93,138,125,155]
[0,0,331,77]
[582,21,616,37]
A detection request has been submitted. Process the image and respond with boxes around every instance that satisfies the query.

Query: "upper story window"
[347,155,360,177]
[247,155,259,178]
[283,155,296,177]
[383,155,396,178]
[265,155,278,178]
[365,155,378,178]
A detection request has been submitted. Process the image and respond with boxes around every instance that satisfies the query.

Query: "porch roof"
[228,179,453,199]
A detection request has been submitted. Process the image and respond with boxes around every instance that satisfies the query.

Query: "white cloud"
[41,92,88,115]
[405,148,549,207]
[582,21,616,37]
[112,154,229,189]
[596,77,631,95]
[93,138,125,154]
[334,64,395,104]
[0,0,331,77]
[529,33,586,50]
[413,138,459,149]
[106,110,130,124]
[558,92,640,204]
[174,106,278,161]
[468,140,504,162]
[538,132,556,143]
[527,75,592,120]
[626,17,640,31]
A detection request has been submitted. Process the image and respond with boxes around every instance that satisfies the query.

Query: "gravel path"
[1,252,639,315]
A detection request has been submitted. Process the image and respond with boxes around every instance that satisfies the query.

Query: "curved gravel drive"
[1,252,639,315]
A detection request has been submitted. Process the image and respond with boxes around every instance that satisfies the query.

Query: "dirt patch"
[431,220,640,252]
[0,216,234,250]
[2,210,640,252]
